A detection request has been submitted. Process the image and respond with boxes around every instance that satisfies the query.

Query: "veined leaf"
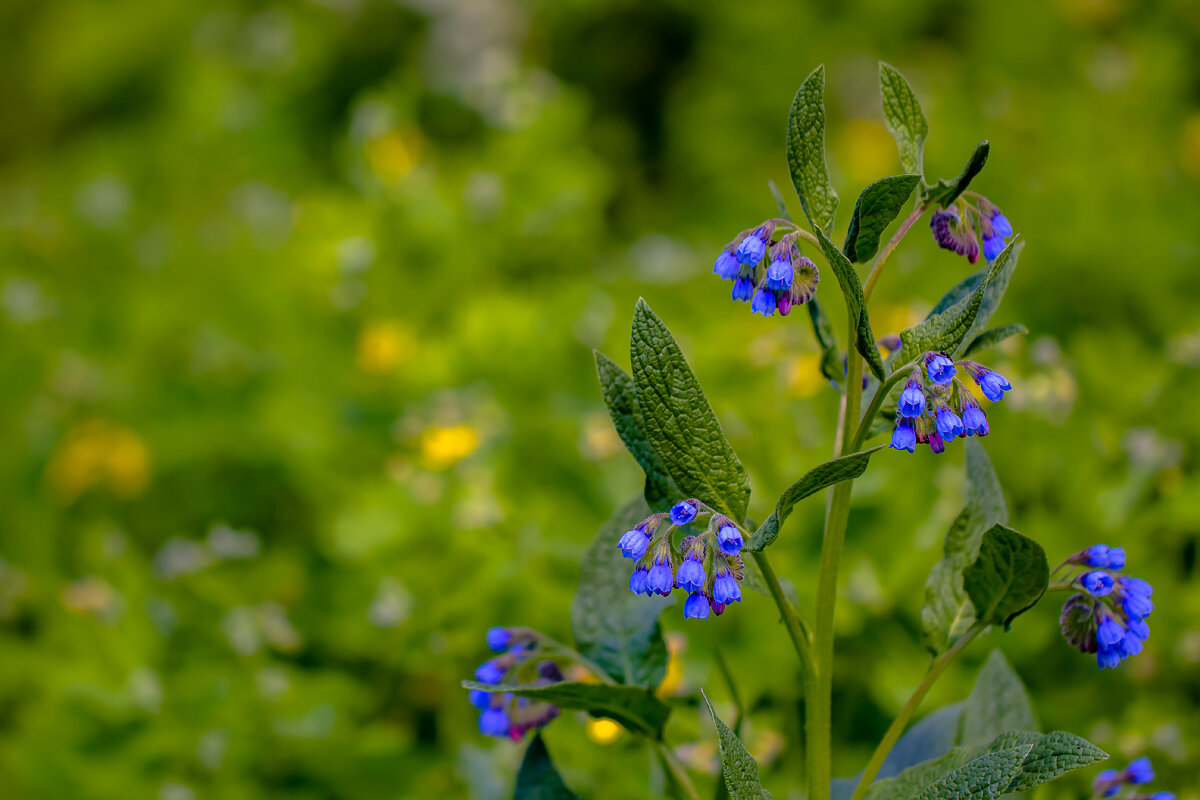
[958,650,1036,748]
[595,351,674,507]
[463,680,671,739]
[702,690,773,800]
[843,174,921,263]
[961,324,1028,357]
[954,241,1024,357]
[514,734,583,800]
[879,63,929,176]
[963,524,1049,630]
[787,65,839,234]
[907,744,1031,800]
[922,142,989,208]
[814,228,888,381]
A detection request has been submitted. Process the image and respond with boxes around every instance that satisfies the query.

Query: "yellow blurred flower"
[872,303,921,338]
[356,320,415,375]
[837,119,899,187]
[366,130,421,182]
[47,420,150,502]
[785,353,826,399]
[1180,112,1200,180]
[656,631,687,698]
[419,425,480,470]
[586,718,623,745]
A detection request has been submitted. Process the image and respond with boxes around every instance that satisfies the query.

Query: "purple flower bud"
[712,570,741,605]
[1127,617,1149,641]
[975,370,1012,402]
[479,707,510,737]
[930,207,981,263]
[928,433,946,454]
[1082,571,1114,596]
[713,250,741,280]
[1085,544,1110,567]
[1121,577,1154,619]
[962,405,989,436]
[935,407,965,440]
[675,556,705,593]
[1118,629,1144,657]
[1097,645,1122,670]
[475,661,505,684]
[1097,617,1125,647]
[469,688,491,709]
[890,419,916,453]
[669,500,698,526]
[898,380,926,418]
[1106,546,1126,570]
[537,660,564,682]
[486,627,513,652]
[776,291,793,316]
[717,524,743,555]
[751,287,776,316]
[684,592,710,620]
[982,233,1006,262]
[732,276,755,303]
[1126,757,1154,784]
[629,568,650,595]
[925,353,957,385]
[617,526,650,559]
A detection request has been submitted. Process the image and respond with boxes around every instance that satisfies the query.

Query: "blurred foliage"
[1,0,1198,798]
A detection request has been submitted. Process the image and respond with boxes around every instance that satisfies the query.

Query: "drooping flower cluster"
[713,221,819,317]
[929,193,1013,263]
[890,352,1012,454]
[620,499,746,620]
[1092,756,1173,799]
[468,627,562,739]
[1058,544,1154,670]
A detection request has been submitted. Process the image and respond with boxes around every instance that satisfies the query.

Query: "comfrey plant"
[463,64,1165,800]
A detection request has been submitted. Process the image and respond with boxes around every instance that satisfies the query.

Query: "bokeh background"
[2,0,1199,798]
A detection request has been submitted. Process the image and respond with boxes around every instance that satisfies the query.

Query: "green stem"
[656,740,701,800]
[863,203,927,303]
[751,551,816,684]
[849,627,982,800]
[851,363,917,451]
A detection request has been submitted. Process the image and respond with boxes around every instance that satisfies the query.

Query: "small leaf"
[630,300,751,520]
[954,241,1024,357]
[595,351,675,507]
[879,63,929,176]
[571,496,672,688]
[746,447,883,551]
[514,734,583,800]
[787,65,839,233]
[958,650,1036,748]
[814,227,888,381]
[898,239,1019,361]
[963,524,1049,630]
[807,297,843,387]
[843,174,921,263]
[702,690,773,800]
[908,744,1032,800]
[961,324,1028,357]
[922,142,990,207]
[463,680,671,739]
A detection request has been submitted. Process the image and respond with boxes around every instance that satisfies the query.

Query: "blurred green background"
[2,0,1199,798]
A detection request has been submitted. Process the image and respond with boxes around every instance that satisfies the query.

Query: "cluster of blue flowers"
[889,352,1012,454]
[468,627,562,739]
[620,499,746,620]
[1093,756,1173,799]
[1059,544,1155,670]
[929,193,1012,263]
[713,221,820,317]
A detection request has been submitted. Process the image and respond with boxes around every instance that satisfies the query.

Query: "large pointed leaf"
[702,691,772,800]
[814,227,887,381]
[571,496,672,688]
[595,351,674,507]
[922,142,989,208]
[787,65,839,233]
[831,704,964,800]
[963,525,1049,631]
[958,650,1036,748]
[879,63,929,176]
[954,241,1024,357]
[463,681,671,739]
[961,324,1027,358]
[630,299,751,520]
[746,447,883,551]
[843,174,921,263]
[514,734,582,800]
[908,744,1031,800]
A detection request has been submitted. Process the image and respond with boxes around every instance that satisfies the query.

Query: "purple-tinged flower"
[669,500,698,526]
[975,370,1012,402]
[962,405,989,436]
[684,592,710,620]
[469,688,491,709]
[925,353,957,385]
[1107,547,1126,570]
[676,555,705,594]
[475,661,505,685]
[930,207,981,263]
[537,660,564,682]
[711,602,725,616]
[1059,594,1097,653]
[629,568,650,595]
[713,249,741,281]
[617,525,651,559]
[1126,757,1155,784]
[977,197,1013,262]
[935,406,965,440]
[898,379,926,418]
[1082,570,1115,597]
[890,419,916,453]
[712,568,741,605]
[790,256,820,306]
[733,225,771,265]
[732,275,755,303]
[647,558,675,596]
[928,433,946,454]
[1097,616,1125,647]
[479,707,510,737]
[1094,769,1122,798]
[776,292,793,316]
[486,627,513,653]
[751,288,776,316]
[717,524,743,555]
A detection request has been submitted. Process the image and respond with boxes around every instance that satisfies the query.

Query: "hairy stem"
[863,204,927,303]
[851,363,917,451]
[849,627,981,800]
[656,740,701,800]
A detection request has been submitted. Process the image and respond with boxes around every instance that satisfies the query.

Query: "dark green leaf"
[514,734,582,800]
[1006,731,1108,792]
[961,324,1028,357]
[571,496,672,688]
[630,299,751,520]
[879,63,929,176]
[954,241,1024,357]
[702,690,772,800]
[814,228,888,381]
[922,141,989,207]
[787,65,839,233]
[807,297,843,387]
[963,524,1049,630]
[908,745,1032,800]
[927,271,985,318]
[746,447,883,551]
[595,351,675,507]
[843,174,921,263]
[958,650,1036,748]
[463,680,671,739]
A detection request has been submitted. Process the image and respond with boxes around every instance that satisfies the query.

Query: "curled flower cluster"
[929,193,1012,263]
[890,352,1012,454]
[1059,544,1154,670]
[620,499,746,620]
[1093,756,1173,799]
[468,627,562,739]
[713,221,819,317]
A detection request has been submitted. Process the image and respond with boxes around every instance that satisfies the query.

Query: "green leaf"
[1006,731,1108,792]
[814,227,888,381]
[594,351,675,507]
[954,241,1024,357]
[463,680,671,739]
[908,744,1032,800]
[898,239,1019,361]
[961,324,1028,358]
[787,65,839,234]
[927,271,985,318]
[571,496,672,688]
[963,524,1049,631]
[514,734,583,800]
[702,690,773,800]
[630,299,751,521]
[843,174,921,263]
[746,447,883,551]
[831,705,963,800]
[920,440,1008,654]
[958,650,1036,748]
[807,297,843,388]
[879,62,929,176]
[922,141,990,207]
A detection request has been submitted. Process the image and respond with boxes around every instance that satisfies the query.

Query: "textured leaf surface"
[746,447,883,551]
[963,524,1049,630]
[843,174,921,262]
[595,351,674,507]
[630,300,751,520]
[702,691,772,800]
[908,745,1031,800]
[955,241,1024,357]
[958,650,1036,748]
[463,680,670,739]
[815,228,887,381]
[831,704,963,800]
[879,62,928,176]
[1006,731,1108,792]
[514,734,582,800]
[961,324,1028,357]
[571,496,671,688]
[922,141,989,207]
[787,65,839,233]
